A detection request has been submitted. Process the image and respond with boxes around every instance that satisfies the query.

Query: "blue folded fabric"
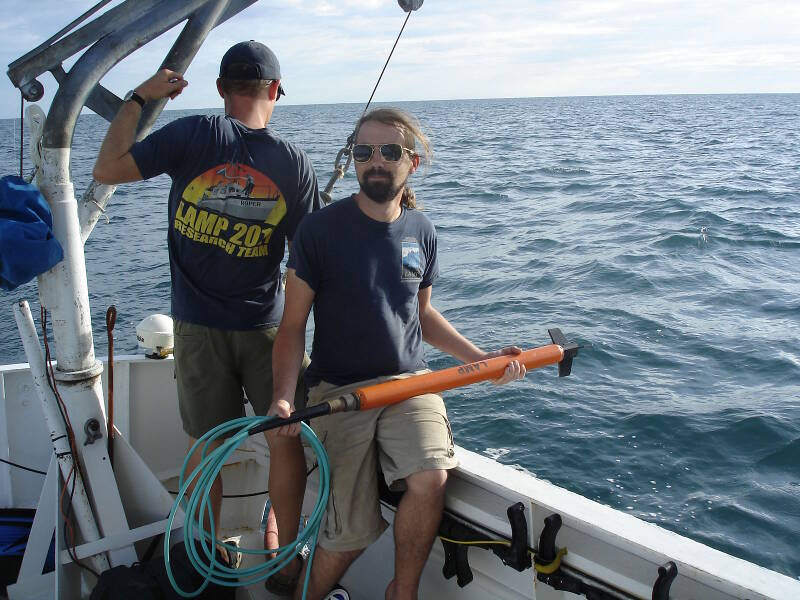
[0,175,64,291]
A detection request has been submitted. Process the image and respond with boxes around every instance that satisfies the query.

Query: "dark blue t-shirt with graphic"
[288,195,439,386]
[130,115,321,329]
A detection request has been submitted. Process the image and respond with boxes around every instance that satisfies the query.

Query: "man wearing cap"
[94,41,320,580]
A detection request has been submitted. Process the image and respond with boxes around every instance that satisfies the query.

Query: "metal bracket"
[83,418,102,446]
[652,561,678,600]
[439,501,531,588]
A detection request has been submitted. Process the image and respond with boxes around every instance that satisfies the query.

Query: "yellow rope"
[533,547,568,575]
[437,535,569,575]
[438,536,510,547]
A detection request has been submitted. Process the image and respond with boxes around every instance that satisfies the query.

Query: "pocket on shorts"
[173,320,198,337]
[316,431,343,536]
[173,321,208,354]
[444,415,455,458]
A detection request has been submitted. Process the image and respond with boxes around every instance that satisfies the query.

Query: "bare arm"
[418,285,484,363]
[418,285,526,384]
[269,268,315,435]
[92,69,188,184]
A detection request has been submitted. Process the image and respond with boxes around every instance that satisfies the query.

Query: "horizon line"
[1,90,798,121]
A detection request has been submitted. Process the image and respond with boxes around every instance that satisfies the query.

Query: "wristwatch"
[123,89,145,108]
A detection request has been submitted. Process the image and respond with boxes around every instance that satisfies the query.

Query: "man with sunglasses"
[93,41,319,581]
[271,108,526,600]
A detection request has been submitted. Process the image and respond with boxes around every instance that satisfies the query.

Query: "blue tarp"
[0,175,64,291]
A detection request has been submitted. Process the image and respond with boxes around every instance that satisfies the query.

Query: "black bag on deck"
[89,540,234,600]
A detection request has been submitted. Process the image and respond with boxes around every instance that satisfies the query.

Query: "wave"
[539,166,591,176]
[757,438,800,470]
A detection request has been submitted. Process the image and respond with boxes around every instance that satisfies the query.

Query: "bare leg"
[266,433,307,575]
[263,504,279,554]
[386,469,448,600]
[294,546,362,600]
[185,438,228,557]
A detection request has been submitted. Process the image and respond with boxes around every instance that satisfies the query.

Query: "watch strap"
[126,90,145,108]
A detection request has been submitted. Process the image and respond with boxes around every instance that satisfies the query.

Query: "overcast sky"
[1,0,799,119]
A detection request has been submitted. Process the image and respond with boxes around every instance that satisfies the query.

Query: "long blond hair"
[355,108,432,209]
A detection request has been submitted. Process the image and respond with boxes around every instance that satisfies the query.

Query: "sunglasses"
[352,143,415,163]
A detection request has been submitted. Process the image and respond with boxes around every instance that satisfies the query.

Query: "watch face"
[124,90,134,101]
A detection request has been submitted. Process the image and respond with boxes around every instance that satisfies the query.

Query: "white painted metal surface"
[12,300,109,577]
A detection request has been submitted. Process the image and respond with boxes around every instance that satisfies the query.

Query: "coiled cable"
[164,416,329,599]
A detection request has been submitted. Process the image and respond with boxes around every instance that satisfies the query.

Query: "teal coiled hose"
[163,416,330,599]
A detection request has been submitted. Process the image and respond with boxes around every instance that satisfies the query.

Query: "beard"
[359,168,407,204]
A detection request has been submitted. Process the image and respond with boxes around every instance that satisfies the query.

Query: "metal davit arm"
[77,0,259,242]
[42,0,226,150]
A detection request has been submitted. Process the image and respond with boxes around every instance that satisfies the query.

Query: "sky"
[1,0,799,119]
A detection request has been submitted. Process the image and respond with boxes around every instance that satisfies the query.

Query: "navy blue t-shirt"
[288,196,439,386]
[130,115,321,329]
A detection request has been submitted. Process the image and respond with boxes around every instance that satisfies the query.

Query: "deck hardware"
[535,513,628,599]
[495,503,533,571]
[440,531,473,587]
[537,513,562,564]
[535,513,578,591]
[652,561,678,600]
[83,418,102,445]
[438,502,532,588]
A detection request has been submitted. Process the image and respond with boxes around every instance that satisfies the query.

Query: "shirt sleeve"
[285,149,322,242]
[420,221,439,289]
[287,217,321,291]
[129,118,191,180]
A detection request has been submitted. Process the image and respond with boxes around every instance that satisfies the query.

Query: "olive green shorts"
[307,373,459,552]
[173,320,309,439]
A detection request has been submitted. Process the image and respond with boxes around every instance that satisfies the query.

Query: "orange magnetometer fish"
[250,329,579,436]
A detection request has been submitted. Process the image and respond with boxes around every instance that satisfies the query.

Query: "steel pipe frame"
[5,0,259,586]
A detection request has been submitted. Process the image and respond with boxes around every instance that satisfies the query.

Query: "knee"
[405,469,448,497]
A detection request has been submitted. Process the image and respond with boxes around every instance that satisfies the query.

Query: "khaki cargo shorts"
[307,373,459,552]
[173,320,309,439]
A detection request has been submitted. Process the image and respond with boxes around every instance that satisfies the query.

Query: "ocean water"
[1,95,798,580]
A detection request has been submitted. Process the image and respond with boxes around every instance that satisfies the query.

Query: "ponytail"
[401,186,419,209]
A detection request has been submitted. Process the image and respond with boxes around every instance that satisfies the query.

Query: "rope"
[105,306,117,465]
[360,9,414,121]
[164,418,330,599]
[438,536,569,576]
[322,9,417,202]
[534,547,568,575]
[0,457,47,476]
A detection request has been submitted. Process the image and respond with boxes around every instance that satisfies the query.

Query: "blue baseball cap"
[219,40,285,97]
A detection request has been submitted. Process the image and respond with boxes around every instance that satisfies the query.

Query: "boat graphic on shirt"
[172,163,287,257]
